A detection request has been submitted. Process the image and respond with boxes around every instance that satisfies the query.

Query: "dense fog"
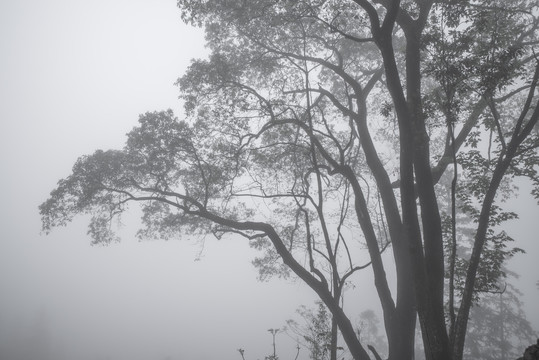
[0,1,537,359]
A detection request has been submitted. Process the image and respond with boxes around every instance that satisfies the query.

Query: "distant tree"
[40,1,539,360]
[464,282,535,360]
[0,308,55,360]
[28,308,53,360]
[356,310,387,360]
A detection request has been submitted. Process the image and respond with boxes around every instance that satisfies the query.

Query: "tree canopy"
[40,1,539,359]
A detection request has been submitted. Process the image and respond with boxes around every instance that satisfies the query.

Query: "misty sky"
[0,1,537,360]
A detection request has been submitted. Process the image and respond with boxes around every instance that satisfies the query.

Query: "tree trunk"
[330,316,338,360]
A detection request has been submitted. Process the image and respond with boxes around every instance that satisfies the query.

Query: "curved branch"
[352,0,381,32]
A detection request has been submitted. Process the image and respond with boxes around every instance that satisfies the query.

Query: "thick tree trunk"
[354,76,417,360]
[373,27,452,360]
[382,238,416,360]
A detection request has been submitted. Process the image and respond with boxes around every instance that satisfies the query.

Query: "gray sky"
[0,1,537,360]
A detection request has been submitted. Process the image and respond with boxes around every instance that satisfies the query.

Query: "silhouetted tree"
[40,1,539,359]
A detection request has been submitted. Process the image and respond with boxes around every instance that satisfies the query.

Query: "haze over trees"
[40,1,539,360]
[464,282,535,360]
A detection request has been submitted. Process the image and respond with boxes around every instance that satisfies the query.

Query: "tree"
[464,282,535,360]
[440,167,537,359]
[40,1,539,360]
[357,309,388,360]
[285,301,341,360]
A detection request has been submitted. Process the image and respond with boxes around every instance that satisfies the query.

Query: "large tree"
[40,1,539,360]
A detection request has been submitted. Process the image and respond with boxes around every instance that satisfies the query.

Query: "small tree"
[285,301,339,360]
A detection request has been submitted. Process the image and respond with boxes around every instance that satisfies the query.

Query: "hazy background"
[0,1,537,360]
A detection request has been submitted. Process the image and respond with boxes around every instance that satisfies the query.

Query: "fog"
[0,1,326,359]
[0,1,537,360]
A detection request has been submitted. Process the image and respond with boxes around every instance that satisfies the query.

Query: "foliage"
[464,281,536,360]
[439,172,524,305]
[41,1,539,360]
[285,301,340,360]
